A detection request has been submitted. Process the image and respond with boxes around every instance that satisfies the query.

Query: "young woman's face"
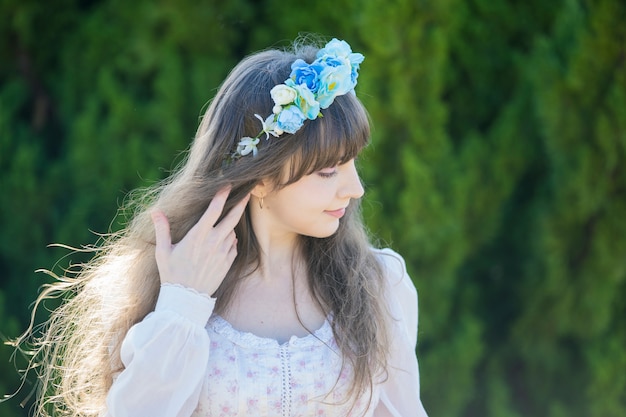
[262,158,364,239]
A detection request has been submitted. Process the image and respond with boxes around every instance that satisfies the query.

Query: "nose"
[338,159,365,199]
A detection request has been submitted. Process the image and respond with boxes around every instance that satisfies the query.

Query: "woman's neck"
[250,212,302,283]
[220,240,326,343]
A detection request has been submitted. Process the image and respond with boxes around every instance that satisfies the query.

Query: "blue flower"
[317,56,343,68]
[275,105,306,134]
[290,59,321,93]
[317,38,364,87]
[315,58,354,109]
[317,39,351,59]
[350,62,361,84]
[285,79,320,120]
[317,38,364,67]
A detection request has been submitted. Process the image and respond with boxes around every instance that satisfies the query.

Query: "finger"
[227,230,237,248]
[227,239,238,261]
[213,194,250,235]
[218,230,237,255]
[226,232,238,261]
[197,186,232,232]
[151,210,172,260]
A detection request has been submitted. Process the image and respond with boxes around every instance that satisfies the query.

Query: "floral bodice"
[191,315,374,416]
[104,248,427,417]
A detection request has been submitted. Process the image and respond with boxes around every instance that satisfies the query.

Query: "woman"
[19,38,427,416]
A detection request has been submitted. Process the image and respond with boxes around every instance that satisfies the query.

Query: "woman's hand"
[150,187,250,296]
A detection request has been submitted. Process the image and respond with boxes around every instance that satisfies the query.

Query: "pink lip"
[325,208,346,218]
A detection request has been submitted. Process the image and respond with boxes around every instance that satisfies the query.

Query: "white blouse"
[104,248,428,417]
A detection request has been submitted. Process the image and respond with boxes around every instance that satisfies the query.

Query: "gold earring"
[259,197,264,209]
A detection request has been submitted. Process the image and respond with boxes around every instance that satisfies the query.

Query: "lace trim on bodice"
[208,315,334,350]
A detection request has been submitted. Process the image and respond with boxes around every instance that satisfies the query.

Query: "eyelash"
[317,157,359,178]
[318,170,337,178]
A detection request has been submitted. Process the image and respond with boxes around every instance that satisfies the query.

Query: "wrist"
[155,283,216,325]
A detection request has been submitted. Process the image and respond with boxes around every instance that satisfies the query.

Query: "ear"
[250,179,269,199]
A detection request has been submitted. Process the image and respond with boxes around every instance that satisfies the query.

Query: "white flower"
[254,114,280,140]
[255,114,272,140]
[236,137,260,156]
[270,84,297,106]
[272,105,282,114]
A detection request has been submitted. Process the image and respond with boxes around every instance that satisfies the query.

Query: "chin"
[305,223,340,239]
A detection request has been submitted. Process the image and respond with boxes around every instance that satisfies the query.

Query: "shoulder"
[371,247,416,294]
[371,247,419,346]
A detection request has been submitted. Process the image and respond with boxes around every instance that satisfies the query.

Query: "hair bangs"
[283,93,370,185]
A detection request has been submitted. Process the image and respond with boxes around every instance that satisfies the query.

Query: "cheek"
[273,175,336,212]
[273,191,324,222]
[297,189,333,212]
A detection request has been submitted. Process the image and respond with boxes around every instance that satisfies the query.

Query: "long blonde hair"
[14,40,390,416]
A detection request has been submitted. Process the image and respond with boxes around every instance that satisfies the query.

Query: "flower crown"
[230,38,364,160]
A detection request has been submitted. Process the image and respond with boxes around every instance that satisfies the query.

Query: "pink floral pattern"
[190,315,378,417]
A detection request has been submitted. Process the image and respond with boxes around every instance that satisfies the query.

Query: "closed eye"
[317,170,338,178]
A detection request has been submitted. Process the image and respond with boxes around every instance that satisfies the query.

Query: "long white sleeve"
[375,248,428,417]
[104,284,215,417]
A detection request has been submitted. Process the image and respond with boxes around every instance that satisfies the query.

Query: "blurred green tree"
[1,0,624,416]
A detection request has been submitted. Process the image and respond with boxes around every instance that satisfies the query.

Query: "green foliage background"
[1,0,625,416]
